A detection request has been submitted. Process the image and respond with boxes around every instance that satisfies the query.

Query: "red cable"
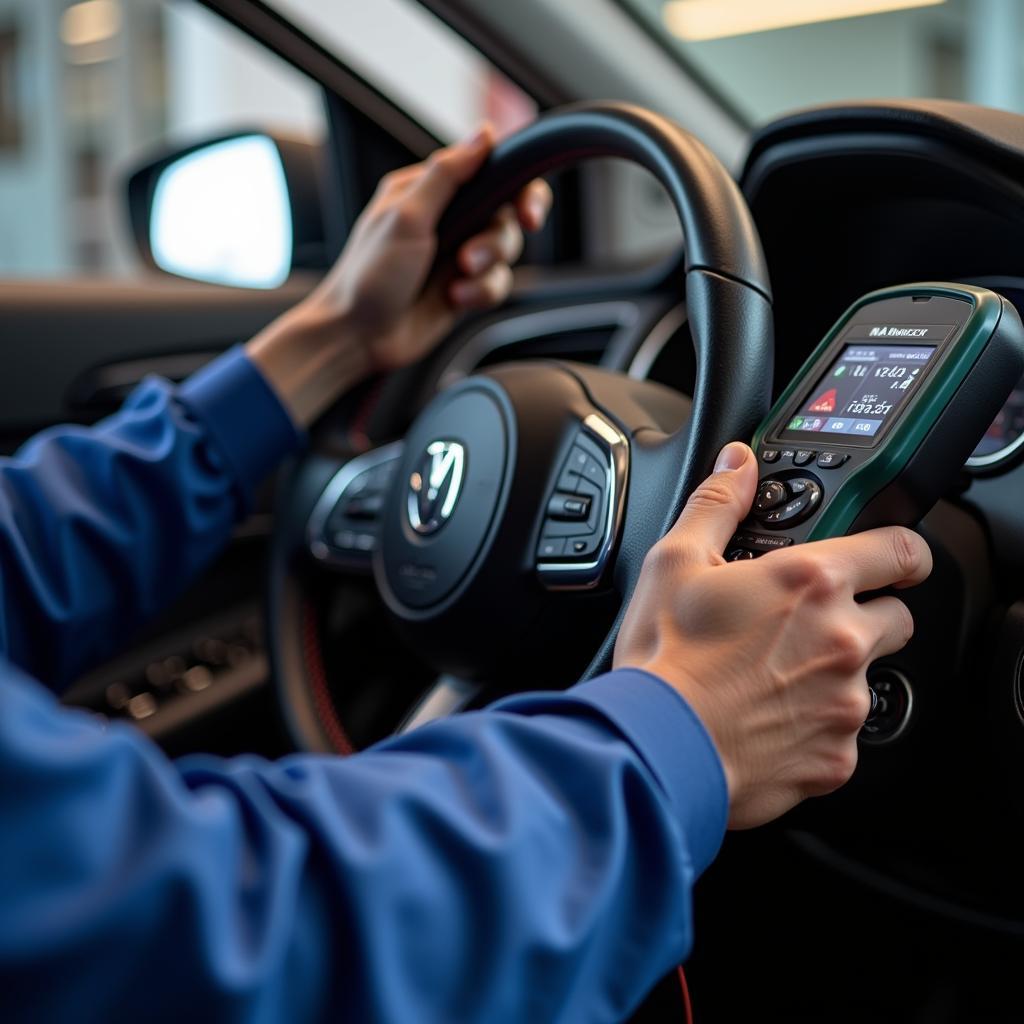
[677,966,693,1024]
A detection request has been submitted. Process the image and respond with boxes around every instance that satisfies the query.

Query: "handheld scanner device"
[727,283,1024,561]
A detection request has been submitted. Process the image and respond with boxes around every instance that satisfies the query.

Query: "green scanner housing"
[727,283,1024,560]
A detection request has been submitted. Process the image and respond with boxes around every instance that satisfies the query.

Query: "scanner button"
[816,451,849,469]
[754,480,788,513]
[726,548,756,561]
[760,449,781,464]
[776,493,810,521]
[732,531,794,553]
[793,449,816,467]
[761,482,822,528]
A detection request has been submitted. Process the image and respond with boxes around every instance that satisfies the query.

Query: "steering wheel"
[268,102,774,754]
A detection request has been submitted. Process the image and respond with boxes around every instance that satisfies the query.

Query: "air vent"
[438,300,642,387]
[474,325,614,369]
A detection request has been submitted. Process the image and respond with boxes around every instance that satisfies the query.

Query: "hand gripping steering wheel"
[269,102,774,752]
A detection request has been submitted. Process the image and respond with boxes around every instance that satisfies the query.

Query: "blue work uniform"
[0,348,727,1023]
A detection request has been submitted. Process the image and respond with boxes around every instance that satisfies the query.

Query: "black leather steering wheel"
[269,102,774,754]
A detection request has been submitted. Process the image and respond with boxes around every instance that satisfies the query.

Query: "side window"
[0,0,326,280]
[270,0,537,142]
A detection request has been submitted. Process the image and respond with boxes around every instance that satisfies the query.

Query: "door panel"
[0,277,314,440]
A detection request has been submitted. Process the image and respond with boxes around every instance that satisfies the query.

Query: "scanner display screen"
[781,343,937,444]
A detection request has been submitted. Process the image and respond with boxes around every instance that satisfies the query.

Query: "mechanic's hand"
[614,441,932,830]
[249,124,552,426]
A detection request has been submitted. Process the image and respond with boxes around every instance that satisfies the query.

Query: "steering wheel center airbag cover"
[376,380,512,611]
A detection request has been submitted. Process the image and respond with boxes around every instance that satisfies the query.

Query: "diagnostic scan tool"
[727,284,1024,561]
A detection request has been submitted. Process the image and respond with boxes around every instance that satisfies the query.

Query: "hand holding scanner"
[727,284,1024,560]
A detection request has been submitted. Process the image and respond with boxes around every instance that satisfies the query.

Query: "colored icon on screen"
[788,417,805,430]
[808,388,838,413]
[833,365,847,377]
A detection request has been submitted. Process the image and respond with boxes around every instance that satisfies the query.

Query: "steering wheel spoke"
[397,675,483,734]
[307,442,404,572]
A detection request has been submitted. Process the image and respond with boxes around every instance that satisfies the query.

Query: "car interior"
[3,0,1024,1020]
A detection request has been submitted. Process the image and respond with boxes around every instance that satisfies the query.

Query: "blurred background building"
[0,0,1020,279]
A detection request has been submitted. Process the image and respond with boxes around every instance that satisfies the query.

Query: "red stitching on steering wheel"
[301,598,355,755]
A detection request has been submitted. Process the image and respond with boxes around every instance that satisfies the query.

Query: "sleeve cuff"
[177,347,305,509]
[569,669,729,875]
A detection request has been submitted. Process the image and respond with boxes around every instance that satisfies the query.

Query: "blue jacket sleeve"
[0,662,727,1024]
[0,348,302,688]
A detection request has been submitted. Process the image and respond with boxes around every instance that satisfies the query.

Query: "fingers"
[450,263,514,310]
[449,177,551,311]
[455,176,551,276]
[515,179,553,232]
[457,206,522,276]
[411,123,496,222]
[666,442,759,562]
[808,527,933,595]
[858,594,915,660]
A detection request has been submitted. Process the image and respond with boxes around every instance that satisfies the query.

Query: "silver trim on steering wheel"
[537,413,629,590]
[308,442,404,569]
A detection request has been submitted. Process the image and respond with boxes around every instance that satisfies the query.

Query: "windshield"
[621,0,1014,126]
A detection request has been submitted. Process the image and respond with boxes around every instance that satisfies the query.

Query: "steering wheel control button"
[567,534,600,557]
[556,466,580,493]
[538,537,565,559]
[547,493,591,520]
[760,449,780,463]
[793,449,816,467]
[539,437,611,548]
[579,456,606,488]
[310,445,402,568]
[567,446,590,474]
[754,479,788,513]
[861,668,913,744]
[536,416,627,588]
[342,494,385,520]
[816,451,849,469]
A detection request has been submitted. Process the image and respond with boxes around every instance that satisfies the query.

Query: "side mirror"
[125,131,329,289]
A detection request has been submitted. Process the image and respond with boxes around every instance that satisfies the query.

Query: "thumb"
[669,442,758,561]
[412,122,495,222]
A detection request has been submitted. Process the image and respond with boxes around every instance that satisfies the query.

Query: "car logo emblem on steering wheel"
[407,440,466,535]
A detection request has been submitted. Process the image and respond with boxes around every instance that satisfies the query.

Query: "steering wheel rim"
[269,101,774,754]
